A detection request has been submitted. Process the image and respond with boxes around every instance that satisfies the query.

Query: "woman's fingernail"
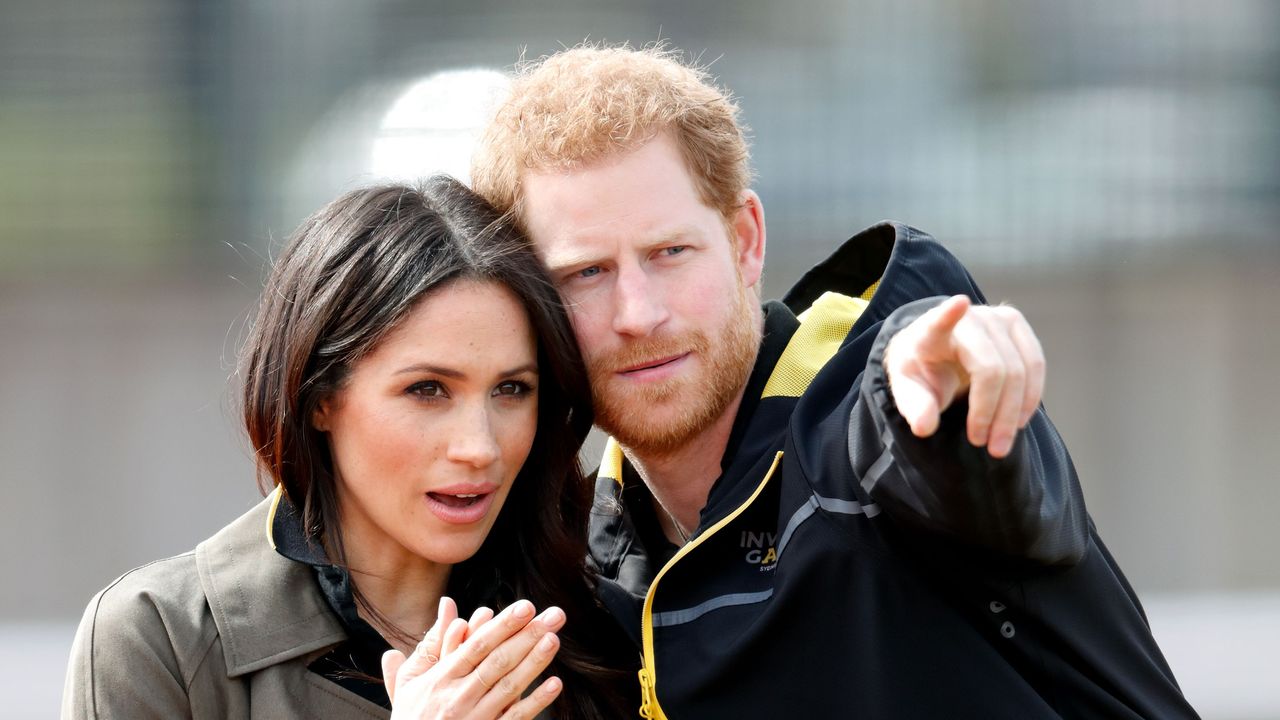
[539,606,565,626]
[537,633,558,654]
[512,599,534,618]
[542,676,562,695]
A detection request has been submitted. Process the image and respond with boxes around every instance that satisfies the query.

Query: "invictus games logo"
[740,531,777,571]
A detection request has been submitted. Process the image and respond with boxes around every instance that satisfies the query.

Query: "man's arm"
[849,295,1089,565]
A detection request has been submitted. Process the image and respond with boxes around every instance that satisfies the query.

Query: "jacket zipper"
[637,451,785,719]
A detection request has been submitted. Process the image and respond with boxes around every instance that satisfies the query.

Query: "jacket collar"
[782,220,983,332]
[195,489,347,677]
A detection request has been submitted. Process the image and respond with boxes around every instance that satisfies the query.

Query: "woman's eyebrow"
[394,362,538,377]
[501,363,539,377]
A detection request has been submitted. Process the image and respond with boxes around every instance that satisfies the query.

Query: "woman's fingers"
[469,607,565,709]
[391,596,459,698]
[468,606,495,637]
[422,596,457,664]
[474,624,563,716]
[415,600,560,714]
[381,649,406,703]
[497,676,563,720]
[386,600,562,720]
[441,600,538,679]
[440,617,470,658]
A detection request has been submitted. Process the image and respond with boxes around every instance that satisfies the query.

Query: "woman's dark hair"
[238,176,632,717]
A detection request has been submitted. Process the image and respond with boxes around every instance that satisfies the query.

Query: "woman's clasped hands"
[384,597,565,719]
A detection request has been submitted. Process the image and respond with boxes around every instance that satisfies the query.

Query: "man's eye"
[408,380,446,398]
[661,246,688,256]
[577,266,602,279]
[494,381,534,397]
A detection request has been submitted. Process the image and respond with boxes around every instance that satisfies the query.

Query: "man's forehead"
[516,134,724,266]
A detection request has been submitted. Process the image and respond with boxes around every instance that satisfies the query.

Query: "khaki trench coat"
[62,495,389,719]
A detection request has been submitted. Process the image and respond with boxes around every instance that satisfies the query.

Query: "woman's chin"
[411,534,490,567]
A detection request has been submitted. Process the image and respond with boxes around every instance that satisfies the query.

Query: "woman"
[61,177,634,719]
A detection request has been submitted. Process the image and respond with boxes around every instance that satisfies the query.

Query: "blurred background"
[2,0,1277,717]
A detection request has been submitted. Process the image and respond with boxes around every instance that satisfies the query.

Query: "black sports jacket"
[588,222,1198,719]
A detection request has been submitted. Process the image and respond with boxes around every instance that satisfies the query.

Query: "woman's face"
[314,279,539,568]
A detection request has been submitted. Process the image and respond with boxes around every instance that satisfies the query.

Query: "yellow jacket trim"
[601,437,626,489]
[265,485,285,551]
[637,451,785,719]
[620,288,876,715]
[761,291,869,399]
[860,278,881,303]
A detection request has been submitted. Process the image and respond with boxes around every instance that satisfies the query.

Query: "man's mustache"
[586,332,710,378]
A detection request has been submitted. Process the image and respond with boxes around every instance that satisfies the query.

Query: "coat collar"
[195,490,347,677]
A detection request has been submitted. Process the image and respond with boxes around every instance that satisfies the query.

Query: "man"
[471,44,1197,718]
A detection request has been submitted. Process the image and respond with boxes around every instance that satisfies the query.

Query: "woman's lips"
[424,485,498,524]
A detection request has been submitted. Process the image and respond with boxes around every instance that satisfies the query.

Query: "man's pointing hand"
[884,295,1045,458]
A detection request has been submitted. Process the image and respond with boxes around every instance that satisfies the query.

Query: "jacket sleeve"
[62,577,195,720]
[847,296,1089,566]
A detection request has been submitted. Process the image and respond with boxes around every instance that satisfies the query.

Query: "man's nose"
[444,405,500,469]
[611,265,668,337]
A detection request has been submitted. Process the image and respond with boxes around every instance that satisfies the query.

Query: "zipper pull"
[638,667,657,718]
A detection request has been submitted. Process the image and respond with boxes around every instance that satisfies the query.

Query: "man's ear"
[731,190,766,289]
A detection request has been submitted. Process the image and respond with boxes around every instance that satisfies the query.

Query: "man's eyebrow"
[394,363,539,377]
[542,225,704,272]
[543,251,602,274]
[645,225,700,247]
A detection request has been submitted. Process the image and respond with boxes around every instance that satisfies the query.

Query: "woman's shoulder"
[77,547,223,677]
[70,498,279,688]
[88,496,275,644]
[90,550,209,626]
[63,550,225,718]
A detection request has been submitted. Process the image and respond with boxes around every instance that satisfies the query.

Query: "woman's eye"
[408,380,447,398]
[494,380,533,397]
[577,266,601,279]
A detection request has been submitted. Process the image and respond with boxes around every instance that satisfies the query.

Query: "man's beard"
[587,284,761,457]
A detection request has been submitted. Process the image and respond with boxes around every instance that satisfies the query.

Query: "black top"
[271,495,393,709]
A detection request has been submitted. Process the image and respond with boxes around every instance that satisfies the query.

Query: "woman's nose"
[444,405,500,468]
